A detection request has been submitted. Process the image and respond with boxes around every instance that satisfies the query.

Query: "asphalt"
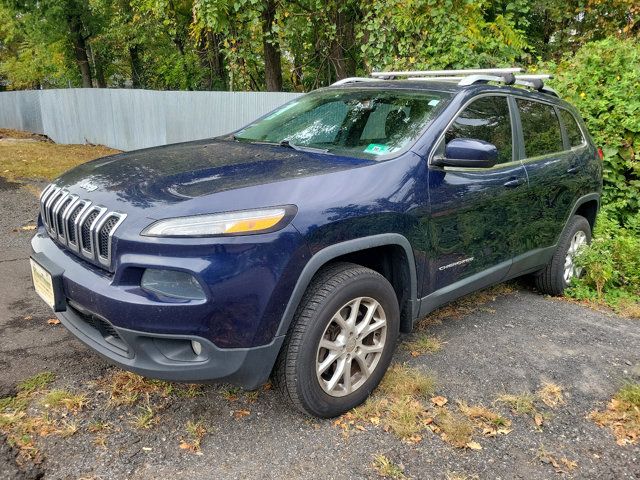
[1,177,639,480]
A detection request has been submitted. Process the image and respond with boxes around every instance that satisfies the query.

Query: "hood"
[55,138,374,209]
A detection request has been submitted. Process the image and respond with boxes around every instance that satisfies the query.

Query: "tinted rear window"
[517,99,564,158]
[559,109,584,147]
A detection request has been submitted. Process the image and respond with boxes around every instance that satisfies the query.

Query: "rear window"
[517,99,564,158]
[559,109,585,147]
[235,88,451,160]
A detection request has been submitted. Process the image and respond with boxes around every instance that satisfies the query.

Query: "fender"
[558,192,601,242]
[275,233,419,338]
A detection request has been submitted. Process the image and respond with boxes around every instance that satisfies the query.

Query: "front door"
[422,94,529,304]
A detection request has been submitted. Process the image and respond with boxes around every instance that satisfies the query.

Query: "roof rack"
[331,68,557,96]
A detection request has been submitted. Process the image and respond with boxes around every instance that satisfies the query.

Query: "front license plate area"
[30,254,66,312]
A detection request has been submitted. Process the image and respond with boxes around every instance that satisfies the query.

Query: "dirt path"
[1,178,638,480]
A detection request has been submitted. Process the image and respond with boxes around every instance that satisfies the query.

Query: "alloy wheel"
[315,297,387,397]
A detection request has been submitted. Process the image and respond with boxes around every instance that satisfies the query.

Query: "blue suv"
[30,69,602,417]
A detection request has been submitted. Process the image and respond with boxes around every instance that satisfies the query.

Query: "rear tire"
[274,262,399,418]
[534,215,591,296]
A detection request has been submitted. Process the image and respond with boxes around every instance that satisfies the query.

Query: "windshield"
[234,88,451,159]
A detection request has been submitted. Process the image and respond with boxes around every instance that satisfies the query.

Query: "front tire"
[274,262,399,418]
[534,215,591,296]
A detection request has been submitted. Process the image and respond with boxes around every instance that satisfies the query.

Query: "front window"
[234,88,451,159]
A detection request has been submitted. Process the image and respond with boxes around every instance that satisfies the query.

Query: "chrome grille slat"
[38,184,126,271]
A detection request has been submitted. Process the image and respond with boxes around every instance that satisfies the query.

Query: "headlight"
[141,206,295,237]
[141,269,206,300]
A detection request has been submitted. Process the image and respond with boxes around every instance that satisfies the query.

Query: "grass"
[41,389,87,412]
[433,407,475,448]
[131,396,156,429]
[17,372,55,394]
[589,383,640,446]
[377,364,436,399]
[402,334,442,356]
[0,129,118,181]
[180,420,208,452]
[496,392,537,416]
[99,370,173,406]
[457,401,511,434]
[537,382,565,408]
[372,454,406,479]
[347,364,436,441]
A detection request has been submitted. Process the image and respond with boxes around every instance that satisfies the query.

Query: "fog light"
[141,268,206,300]
[191,340,202,356]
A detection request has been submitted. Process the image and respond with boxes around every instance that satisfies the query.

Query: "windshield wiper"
[279,140,330,154]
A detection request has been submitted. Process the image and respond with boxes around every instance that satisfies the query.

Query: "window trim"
[428,92,520,171]
[556,106,587,152]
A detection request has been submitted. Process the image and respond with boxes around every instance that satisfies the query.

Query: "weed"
[537,382,565,408]
[496,393,537,416]
[132,398,156,429]
[372,454,406,479]
[385,397,426,439]
[18,372,55,394]
[100,370,172,406]
[221,386,242,401]
[402,334,442,356]
[377,364,436,399]
[589,383,640,445]
[457,401,511,435]
[180,420,207,452]
[433,407,474,448]
[41,389,86,412]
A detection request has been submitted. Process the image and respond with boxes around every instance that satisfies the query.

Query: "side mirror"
[432,138,498,168]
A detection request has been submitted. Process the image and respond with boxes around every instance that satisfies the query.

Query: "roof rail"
[331,68,557,96]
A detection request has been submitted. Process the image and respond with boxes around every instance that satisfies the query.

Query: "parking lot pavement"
[1,177,639,480]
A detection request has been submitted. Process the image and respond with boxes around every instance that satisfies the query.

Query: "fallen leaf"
[424,417,434,425]
[430,396,448,407]
[410,350,420,357]
[534,413,544,427]
[20,225,37,231]
[561,458,577,471]
[407,434,422,444]
[466,441,483,450]
[232,409,250,419]
[369,416,380,426]
[47,318,60,325]
[355,425,366,431]
[23,315,33,321]
[497,428,512,435]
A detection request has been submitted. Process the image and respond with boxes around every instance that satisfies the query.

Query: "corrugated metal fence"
[0,89,302,151]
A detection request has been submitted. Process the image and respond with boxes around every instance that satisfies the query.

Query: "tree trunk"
[261,0,282,91]
[129,45,144,88]
[67,14,92,87]
[329,6,356,81]
[197,31,227,90]
[91,47,107,88]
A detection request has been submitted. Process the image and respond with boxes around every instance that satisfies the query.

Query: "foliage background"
[0,0,638,309]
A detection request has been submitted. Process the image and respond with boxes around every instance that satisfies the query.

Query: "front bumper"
[56,299,284,387]
[30,223,308,388]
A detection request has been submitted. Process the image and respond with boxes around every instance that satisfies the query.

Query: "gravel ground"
[0,177,639,480]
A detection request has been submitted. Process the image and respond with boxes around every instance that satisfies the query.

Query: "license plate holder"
[30,253,66,312]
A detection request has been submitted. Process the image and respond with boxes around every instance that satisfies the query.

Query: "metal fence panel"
[0,89,301,151]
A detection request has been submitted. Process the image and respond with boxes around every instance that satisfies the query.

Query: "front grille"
[39,184,126,271]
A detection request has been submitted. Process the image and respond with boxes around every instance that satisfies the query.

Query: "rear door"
[514,98,578,252]
[424,94,529,298]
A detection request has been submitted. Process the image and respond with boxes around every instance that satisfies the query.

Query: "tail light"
[597,148,604,161]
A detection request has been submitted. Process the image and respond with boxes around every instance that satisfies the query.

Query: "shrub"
[546,37,640,226]
[567,205,640,316]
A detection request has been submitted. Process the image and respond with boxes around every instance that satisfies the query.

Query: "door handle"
[567,165,580,174]
[503,177,526,188]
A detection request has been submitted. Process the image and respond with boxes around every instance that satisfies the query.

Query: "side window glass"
[517,99,564,157]
[559,109,584,147]
[445,96,512,164]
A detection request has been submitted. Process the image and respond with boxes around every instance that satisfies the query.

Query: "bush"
[546,37,640,226]
[567,205,640,317]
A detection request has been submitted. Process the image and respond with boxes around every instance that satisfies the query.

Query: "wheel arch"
[275,234,419,339]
